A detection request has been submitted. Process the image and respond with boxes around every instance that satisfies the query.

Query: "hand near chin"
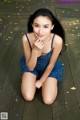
[33,39,44,57]
[35,80,42,89]
[34,39,44,50]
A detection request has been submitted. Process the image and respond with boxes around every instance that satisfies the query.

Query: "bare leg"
[21,72,37,101]
[42,77,58,105]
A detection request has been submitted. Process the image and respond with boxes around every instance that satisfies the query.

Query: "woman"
[20,8,65,105]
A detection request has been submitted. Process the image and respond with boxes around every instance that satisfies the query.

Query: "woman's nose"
[38,28,43,34]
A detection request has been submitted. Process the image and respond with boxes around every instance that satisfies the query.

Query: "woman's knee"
[22,92,35,101]
[42,78,58,105]
[42,87,58,105]
[21,83,36,101]
[42,96,57,105]
[21,84,35,101]
[21,72,36,101]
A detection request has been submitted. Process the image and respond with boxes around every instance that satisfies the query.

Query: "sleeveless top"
[20,34,64,81]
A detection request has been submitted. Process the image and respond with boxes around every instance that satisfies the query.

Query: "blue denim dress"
[20,34,64,81]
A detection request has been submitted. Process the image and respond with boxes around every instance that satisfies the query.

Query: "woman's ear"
[51,25,54,30]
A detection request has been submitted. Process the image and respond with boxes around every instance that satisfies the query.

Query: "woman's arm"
[40,35,63,83]
[22,35,44,70]
[22,35,38,70]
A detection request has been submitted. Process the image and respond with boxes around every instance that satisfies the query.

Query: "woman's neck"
[43,35,52,45]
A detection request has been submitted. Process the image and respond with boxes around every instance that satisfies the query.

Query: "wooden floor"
[0,0,80,120]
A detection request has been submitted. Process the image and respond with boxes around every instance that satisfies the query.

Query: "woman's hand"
[34,39,44,50]
[35,80,42,89]
[32,39,44,57]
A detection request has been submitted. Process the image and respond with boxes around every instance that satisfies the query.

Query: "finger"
[38,40,44,46]
[36,39,40,43]
[35,40,42,46]
[40,42,44,46]
[36,41,44,47]
[36,39,44,45]
[40,43,44,49]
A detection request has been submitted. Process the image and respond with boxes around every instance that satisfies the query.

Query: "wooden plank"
[0,16,17,62]
[52,81,67,120]
[66,44,80,106]
[0,14,26,90]
[61,51,80,120]
[0,31,24,119]
[0,34,19,90]
[0,16,10,33]
[55,6,80,119]
[36,89,53,120]
[23,88,52,120]
[51,53,67,120]
[51,50,80,120]
[23,97,38,120]
[7,34,25,120]
[0,0,55,16]
[0,17,12,56]
[9,92,25,120]
[0,79,13,112]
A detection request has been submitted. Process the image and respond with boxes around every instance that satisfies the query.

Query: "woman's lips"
[36,34,44,38]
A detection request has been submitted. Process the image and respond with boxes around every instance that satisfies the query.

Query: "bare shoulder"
[27,32,34,41]
[22,34,31,43]
[53,34,63,48]
[27,32,35,46]
[54,34,63,44]
[21,34,30,49]
[22,34,27,42]
[22,33,32,41]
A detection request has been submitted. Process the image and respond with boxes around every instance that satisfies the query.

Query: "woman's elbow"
[27,64,35,71]
[26,60,36,71]
[28,66,34,71]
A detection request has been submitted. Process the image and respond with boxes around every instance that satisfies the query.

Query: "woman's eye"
[44,25,48,28]
[34,24,48,28]
[34,24,39,27]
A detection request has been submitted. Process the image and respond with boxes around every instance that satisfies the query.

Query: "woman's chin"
[37,36,45,41]
[34,34,46,41]
[38,38,44,41]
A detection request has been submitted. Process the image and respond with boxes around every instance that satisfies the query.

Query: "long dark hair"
[27,8,65,47]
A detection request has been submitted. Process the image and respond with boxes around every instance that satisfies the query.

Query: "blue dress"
[20,34,64,81]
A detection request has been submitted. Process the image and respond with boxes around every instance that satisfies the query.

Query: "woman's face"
[32,16,53,41]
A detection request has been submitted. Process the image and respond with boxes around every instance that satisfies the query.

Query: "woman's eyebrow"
[44,24,49,26]
[34,23,49,26]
